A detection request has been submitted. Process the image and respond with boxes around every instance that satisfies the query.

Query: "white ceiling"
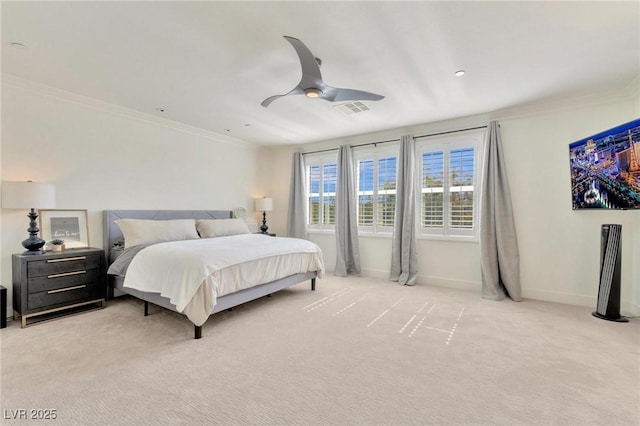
[2,1,639,146]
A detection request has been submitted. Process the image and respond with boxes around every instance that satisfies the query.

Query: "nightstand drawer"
[27,254,101,277]
[27,268,102,293]
[28,282,104,310]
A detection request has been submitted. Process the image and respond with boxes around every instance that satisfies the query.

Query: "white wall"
[255,145,295,235]
[263,81,640,315]
[1,77,260,316]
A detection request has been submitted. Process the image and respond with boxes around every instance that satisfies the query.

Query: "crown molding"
[489,75,640,122]
[1,74,256,149]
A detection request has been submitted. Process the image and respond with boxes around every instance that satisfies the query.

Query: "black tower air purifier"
[592,224,628,322]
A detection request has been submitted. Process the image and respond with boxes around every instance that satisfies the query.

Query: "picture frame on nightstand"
[38,209,89,249]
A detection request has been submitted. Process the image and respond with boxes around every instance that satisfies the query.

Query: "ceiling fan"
[261,36,385,108]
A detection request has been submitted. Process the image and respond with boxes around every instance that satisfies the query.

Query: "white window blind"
[449,147,475,229]
[421,151,444,228]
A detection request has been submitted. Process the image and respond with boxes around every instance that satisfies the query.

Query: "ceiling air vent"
[333,101,371,115]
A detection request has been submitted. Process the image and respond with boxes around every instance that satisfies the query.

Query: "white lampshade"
[255,197,273,212]
[1,181,56,209]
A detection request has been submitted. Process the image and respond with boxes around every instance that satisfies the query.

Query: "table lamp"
[255,197,273,234]
[2,181,56,255]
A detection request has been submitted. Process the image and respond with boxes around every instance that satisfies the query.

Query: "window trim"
[416,131,484,240]
[354,143,399,235]
[304,152,338,231]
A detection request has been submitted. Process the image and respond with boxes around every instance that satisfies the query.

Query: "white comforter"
[123,234,324,326]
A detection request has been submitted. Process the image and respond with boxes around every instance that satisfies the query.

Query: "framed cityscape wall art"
[569,118,640,210]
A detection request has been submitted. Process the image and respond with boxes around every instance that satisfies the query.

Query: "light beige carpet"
[1,275,638,425]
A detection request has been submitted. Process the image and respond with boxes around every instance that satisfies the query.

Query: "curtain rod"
[301,124,488,156]
[414,125,487,139]
[301,137,399,156]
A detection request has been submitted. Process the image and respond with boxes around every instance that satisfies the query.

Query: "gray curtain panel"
[390,135,418,285]
[335,145,361,276]
[286,152,308,239]
[479,121,522,301]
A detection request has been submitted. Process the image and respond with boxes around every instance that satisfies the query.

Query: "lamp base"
[22,249,45,255]
[21,208,46,255]
[22,235,46,255]
[260,211,269,234]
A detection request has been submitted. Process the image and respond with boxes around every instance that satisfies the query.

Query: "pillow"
[115,219,199,248]
[196,219,250,238]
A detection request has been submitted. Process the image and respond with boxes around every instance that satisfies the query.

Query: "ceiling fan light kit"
[304,88,322,98]
[261,36,384,107]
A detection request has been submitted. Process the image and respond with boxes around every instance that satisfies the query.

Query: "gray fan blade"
[326,87,385,103]
[284,36,323,88]
[261,86,305,107]
[262,36,384,107]
[261,95,285,107]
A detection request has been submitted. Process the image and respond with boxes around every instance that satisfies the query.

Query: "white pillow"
[115,219,199,248]
[197,219,250,238]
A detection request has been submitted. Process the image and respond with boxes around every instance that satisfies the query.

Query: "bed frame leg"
[194,325,202,339]
[311,278,316,291]
[144,301,149,316]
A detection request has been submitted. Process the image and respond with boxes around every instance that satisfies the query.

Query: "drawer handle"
[47,284,87,294]
[47,256,87,263]
[47,270,86,279]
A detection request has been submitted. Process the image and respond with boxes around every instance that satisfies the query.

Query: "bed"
[103,210,323,339]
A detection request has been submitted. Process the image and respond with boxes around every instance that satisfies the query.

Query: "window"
[355,145,398,233]
[416,131,483,238]
[306,153,337,230]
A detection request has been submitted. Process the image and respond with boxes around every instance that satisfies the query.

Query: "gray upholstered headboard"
[103,210,232,264]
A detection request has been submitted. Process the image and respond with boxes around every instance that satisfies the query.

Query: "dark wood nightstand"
[12,247,106,327]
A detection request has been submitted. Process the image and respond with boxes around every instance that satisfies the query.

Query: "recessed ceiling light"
[454,70,465,77]
[10,42,27,49]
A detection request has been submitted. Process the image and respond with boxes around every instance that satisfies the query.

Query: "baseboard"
[522,288,640,316]
[359,267,390,280]
[330,268,481,290]
[418,275,480,292]
[622,301,640,317]
[322,264,389,280]
[523,288,595,308]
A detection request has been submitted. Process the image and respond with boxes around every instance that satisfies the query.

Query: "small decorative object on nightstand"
[12,247,106,327]
[50,239,65,252]
[255,197,273,234]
